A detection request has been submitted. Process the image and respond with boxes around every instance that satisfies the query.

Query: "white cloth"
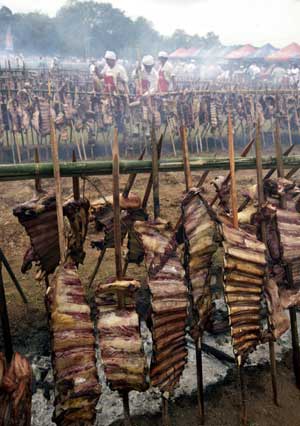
[104,50,117,60]
[158,61,174,83]
[132,66,158,94]
[102,63,128,84]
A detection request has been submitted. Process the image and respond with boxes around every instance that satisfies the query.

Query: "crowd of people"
[1,49,300,91]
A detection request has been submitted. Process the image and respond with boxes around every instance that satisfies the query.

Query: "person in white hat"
[132,55,158,95]
[157,51,175,92]
[100,50,128,93]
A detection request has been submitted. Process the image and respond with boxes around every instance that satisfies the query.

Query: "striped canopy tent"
[169,47,201,59]
[266,43,300,61]
[225,44,258,60]
[247,43,278,59]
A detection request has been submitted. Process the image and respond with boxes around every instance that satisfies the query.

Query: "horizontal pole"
[0,155,300,181]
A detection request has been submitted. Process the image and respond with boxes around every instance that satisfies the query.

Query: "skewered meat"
[64,198,90,265]
[38,98,51,136]
[13,192,60,277]
[46,263,101,425]
[96,278,148,391]
[182,188,219,338]
[221,223,266,363]
[265,278,290,339]
[134,218,188,392]
[0,352,32,426]
[14,194,90,278]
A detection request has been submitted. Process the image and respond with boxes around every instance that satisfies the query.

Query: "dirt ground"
[1,161,300,425]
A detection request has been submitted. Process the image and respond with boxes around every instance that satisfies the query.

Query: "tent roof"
[267,43,300,61]
[225,44,257,60]
[169,47,201,58]
[248,43,278,59]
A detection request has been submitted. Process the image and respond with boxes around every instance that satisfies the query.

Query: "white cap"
[142,55,154,66]
[104,51,117,60]
[158,51,168,58]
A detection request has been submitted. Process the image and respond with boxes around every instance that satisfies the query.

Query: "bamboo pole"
[2,155,300,182]
[254,119,279,406]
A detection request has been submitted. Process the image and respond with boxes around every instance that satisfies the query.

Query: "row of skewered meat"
[1,91,300,144]
[10,171,300,425]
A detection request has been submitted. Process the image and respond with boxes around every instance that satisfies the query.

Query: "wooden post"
[254,119,279,406]
[34,148,43,193]
[180,126,193,191]
[112,127,132,426]
[142,131,164,209]
[0,260,13,363]
[210,137,255,207]
[122,146,146,198]
[72,150,80,201]
[49,81,65,261]
[151,123,160,219]
[228,111,247,424]
[275,116,300,390]
[228,111,238,229]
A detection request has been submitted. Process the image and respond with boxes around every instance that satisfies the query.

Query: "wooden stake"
[112,127,132,425]
[34,147,43,193]
[49,81,65,261]
[180,121,205,425]
[228,111,238,229]
[210,136,255,207]
[151,123,160,219]
[72,150,80,201]
[142,131,164,209]
[264,144,294,180]
[88,248,106,289]
[196,336,205,425]
[112,128,123,283]
[180,126,193,192]
[123,146,146,198]
[0,260,13,363]
[254,119,279,406]
[275,116,300,390]
[228,111,247,424]
[162,395,171,426]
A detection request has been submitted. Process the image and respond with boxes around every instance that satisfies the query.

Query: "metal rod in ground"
[88,248,106,289]
[254,119,279,406]
[162,394,171,426]
[0,260,13,363]
[151,122,160,220]
[0,249,28,304]
[196,337,205,425]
